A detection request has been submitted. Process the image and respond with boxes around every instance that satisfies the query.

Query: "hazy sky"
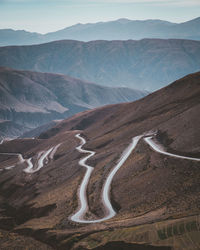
[0,0,200,33]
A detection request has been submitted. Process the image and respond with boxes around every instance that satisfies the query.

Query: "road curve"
[70,134,142,223]
[23,158,34,173]
[70,134,95,223]
[49,143,61,160]
[24,147,54,173]
[0,152,25,170]
[71,133,200,224]
[144,136,200,161]
[0,152,34,173]
[23,144,61,173]
[0,143,61,173]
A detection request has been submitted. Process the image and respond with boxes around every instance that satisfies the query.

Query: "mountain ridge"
[0,17,200,46]
[0,39,200,91]
[0,67,147,138]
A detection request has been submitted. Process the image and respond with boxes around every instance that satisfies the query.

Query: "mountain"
[44,17,200,42]
[0,67,147,138]
[0,39,200,91]
[43,19,175,42]
[0,72,199,249]
[0,29,43,46]
[0,17,200,46]
[20,120,59,139]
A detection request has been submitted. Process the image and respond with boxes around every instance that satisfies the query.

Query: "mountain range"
[0,67,147,138]
[1,17,200,46]
[0,72,199,249]
[0,10,199,250]
[0,38,200,91]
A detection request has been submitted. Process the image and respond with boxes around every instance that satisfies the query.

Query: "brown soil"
[0,72,199,249]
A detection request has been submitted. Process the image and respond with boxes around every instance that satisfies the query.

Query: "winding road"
[71,133,200,224]
[0,152,25,170]
[71,134,96,223]
[0,143,61,173]
[1,132,199,223]
[144,136,200,161]
[71,134,143,223]
[24,144,61,173]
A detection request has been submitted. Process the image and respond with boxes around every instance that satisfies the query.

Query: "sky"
[0,0,200,33]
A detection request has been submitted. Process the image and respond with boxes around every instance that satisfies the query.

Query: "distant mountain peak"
[181,16,200,24]
[116,18,131,23]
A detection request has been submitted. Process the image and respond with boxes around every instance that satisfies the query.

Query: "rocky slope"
[0,72,199,249]
[0,17,200,46]
[0,39,199,91]
[0,67,147,138]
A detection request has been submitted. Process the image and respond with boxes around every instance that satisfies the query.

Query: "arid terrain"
[0,67,146,138]
[0,72,199,249]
